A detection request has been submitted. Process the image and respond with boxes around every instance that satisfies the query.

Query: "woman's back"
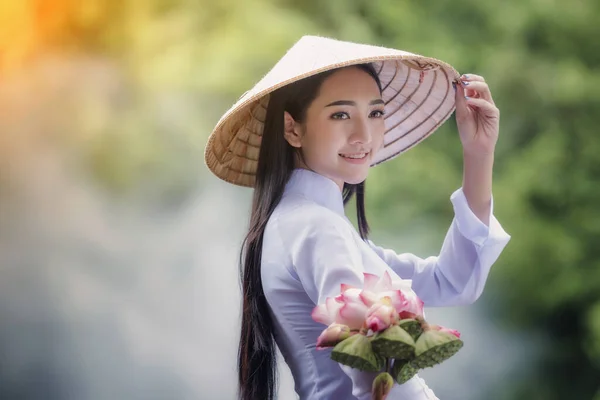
[261,169,356,399]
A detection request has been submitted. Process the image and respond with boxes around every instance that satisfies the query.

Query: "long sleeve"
[280,208,438,399]
[368,188,511,306]
[287,212,366,304]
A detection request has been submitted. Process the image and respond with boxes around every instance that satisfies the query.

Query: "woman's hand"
[454,73,499,225]
[454,74,499,158]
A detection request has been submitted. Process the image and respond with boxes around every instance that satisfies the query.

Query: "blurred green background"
[0,0,599,399]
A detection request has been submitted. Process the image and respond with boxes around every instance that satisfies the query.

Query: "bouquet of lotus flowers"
[311,272,463,400]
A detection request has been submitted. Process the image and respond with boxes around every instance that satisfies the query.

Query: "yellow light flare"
[0,0,107,74]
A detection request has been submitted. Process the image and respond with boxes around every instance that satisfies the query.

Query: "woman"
[204,36,510,399]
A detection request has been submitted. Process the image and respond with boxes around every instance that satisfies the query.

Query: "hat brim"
[204,36,460,188]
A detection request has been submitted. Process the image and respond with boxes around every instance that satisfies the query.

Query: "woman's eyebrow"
[325,99,385,107]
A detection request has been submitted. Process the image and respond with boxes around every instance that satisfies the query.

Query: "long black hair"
[238,63,383,400]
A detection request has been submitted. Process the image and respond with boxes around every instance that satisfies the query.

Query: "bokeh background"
[1,1,599,399]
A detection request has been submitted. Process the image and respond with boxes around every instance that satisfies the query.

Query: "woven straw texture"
[204,35,461,187]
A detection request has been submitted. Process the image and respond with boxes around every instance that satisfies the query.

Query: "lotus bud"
[371,372,394,400]
[331,333,384,372]
[316,323,353,350]
[431,324,461,338]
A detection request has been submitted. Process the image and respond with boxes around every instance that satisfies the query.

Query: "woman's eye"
[331,112,349,120]
[331,110,385,120]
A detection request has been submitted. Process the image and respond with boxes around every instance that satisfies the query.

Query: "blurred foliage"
[1,0,599,398]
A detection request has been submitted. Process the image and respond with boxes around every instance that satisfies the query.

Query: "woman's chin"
[344,171,369,185]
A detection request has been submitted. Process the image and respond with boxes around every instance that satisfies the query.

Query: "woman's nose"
[349,120,372,145]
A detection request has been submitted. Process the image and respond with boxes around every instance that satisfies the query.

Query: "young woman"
[204,36,511,400]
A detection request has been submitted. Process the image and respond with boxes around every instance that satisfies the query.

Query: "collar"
[283,169,345,217]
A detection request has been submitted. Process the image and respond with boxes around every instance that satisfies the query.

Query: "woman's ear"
[283,111,303,148]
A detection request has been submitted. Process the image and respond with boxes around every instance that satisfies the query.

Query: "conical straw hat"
[204,35,460,187]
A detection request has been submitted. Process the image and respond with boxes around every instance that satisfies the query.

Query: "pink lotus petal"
[379,271,393,291]
[340,283,356,292]
[338,302,369,330]
[399,311,418,320]
[311,303,331,325]
[379,290,406,312]
[366,319,384,332]
[311,297,343,326]
[366,316,389,332]
[339,288,366,305]
[363,273,379,291]
[359,291,378,307]
[394,291,424,318]
[365,302,398,332]
[406,295,424,317]
[327,297,344,317]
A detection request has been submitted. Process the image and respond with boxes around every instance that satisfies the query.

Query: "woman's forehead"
[306,72,381,111]
[316,67,381,101]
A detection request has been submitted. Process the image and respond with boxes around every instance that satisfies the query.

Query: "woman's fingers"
[460,80,495,104]
[464,97,500,118]
[461,74,485,82]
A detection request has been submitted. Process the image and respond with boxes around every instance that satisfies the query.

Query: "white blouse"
[261,168,511,400]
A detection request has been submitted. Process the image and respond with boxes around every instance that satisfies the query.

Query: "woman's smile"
[339,152,369,163]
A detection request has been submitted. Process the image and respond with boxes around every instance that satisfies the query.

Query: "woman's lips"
[339,152,369,164]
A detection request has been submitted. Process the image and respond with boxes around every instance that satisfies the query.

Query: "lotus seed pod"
[371,372,394,400]
[392,358,419,384]
[412,330,463,369]
[370,325,416,360]
[398,318,424,341]
[331,333,384,372]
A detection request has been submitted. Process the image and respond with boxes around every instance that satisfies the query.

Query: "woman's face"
[284,67,385,189]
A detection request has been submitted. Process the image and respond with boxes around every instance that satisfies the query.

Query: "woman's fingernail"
[462,80,469,86]
[465,96,471,100]
[463,74,469,79]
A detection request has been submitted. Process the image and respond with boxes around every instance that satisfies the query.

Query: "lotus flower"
[361,272,424,320]
[334,285,372,330]
[316,323,353,349]
[311,289,370,330]
[310,272,464,399]
[365,297,399,332]
[312,272,421,331]
[360,272,406,310]
[337,300,370,330]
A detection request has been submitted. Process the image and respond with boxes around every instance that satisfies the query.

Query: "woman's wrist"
[462,152,494,225]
